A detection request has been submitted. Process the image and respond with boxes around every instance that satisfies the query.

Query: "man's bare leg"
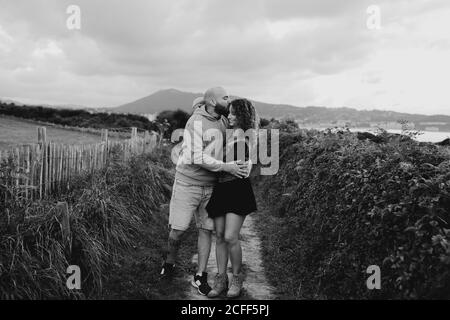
[197,228,212,274]
[165,229,184,264]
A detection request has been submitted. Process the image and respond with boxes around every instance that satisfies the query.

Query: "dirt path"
[184,214,276,300]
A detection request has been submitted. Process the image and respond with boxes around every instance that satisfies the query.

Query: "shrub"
[0,102,159,132]
[255,130,450,299]
[156,109,190,139]
[262,117,300,133]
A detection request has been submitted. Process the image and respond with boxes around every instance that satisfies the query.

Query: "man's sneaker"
[160,262,175,278]
[191,272,212,296]
[226,274,243,298]
[207,273,229,298]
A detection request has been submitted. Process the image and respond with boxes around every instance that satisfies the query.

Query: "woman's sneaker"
[227,274,243,298]
[207,273,229,298]
[191,272,212,296]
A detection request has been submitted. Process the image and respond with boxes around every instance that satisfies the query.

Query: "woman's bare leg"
[214,216,228,275]
[224,213,246,275]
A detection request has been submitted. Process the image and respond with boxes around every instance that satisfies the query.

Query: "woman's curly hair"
[228,98,260,163]
[229,98,258,131]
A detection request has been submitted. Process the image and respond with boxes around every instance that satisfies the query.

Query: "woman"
[206,98,258,298]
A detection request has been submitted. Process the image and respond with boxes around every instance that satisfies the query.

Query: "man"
[160,87,248,296]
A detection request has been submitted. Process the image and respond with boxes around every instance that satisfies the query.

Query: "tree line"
[1,101,303,140]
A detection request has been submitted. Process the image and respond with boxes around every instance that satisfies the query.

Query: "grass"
[100,205,198,300]
[0,115,104,149]
[0,145,198,299]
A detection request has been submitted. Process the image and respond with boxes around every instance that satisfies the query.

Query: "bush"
[0,102,159,132]
[261,117,300,133]
[259,117,270,128]
[255,130,450,299]
[156,109,190,139]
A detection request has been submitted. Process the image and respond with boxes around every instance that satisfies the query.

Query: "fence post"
[101,129,109,164]
[144,130,149,153]
[153,132,158,149]
[37,127,47,199]
[14,148,19,201]
[56,201,71,255]
[37,127,47,144]
[131,127,137,139]
[131,127,137,153]
[101,129,109,144]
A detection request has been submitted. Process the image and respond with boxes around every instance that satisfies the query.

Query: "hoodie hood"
[192,97,205,110]
[192,105,224,122]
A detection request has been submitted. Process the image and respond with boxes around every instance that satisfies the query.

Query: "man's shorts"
[169,179,215,231]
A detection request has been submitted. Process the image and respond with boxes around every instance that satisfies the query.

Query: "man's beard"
[215,104,229,117]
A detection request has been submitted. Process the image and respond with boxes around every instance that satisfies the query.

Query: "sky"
[0,0,449,115]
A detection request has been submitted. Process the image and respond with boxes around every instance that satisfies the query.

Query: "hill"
[111,88,316,117]
[111,89,450,130]
[112,89,203,114]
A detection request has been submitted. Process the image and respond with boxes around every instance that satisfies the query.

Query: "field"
[0,116,104,149]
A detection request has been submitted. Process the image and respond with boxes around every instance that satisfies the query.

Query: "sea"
[308,127,450,143]
[351,128,450,143]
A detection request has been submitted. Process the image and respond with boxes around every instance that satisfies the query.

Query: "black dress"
[206,139,257,218]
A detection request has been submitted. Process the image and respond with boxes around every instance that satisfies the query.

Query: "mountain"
[111,89,450,130]
[111,88,310,117]
[112,88,203,114]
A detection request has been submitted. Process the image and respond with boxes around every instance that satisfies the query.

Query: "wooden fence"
[0,127,158,201]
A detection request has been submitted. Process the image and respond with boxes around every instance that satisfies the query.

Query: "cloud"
[0,0,449,114]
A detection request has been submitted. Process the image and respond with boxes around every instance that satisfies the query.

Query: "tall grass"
[0,146,174,299]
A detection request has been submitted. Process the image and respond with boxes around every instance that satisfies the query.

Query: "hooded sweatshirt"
[175,105,229,186]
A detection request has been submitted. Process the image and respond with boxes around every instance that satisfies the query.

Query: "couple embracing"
[160,87,258,298]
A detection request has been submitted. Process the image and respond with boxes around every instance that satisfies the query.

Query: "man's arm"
[190,120,224,172]
[180,119,247,177]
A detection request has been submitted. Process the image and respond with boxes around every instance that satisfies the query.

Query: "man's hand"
[223,162,248,178]
[236,160,252,178]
